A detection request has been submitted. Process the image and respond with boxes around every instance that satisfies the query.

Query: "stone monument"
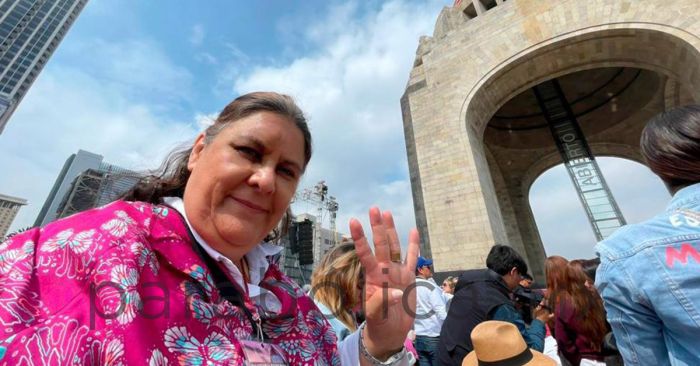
[401,0,699,278]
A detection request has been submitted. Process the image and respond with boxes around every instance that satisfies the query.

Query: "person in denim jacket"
[595,105,700,366]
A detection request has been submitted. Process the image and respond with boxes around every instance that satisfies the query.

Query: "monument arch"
[402,0,700,279]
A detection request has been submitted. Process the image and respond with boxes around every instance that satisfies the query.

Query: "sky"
[0,0,673,262]
[530,157,670,259]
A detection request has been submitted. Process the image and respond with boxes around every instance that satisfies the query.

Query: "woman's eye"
[236,146,261,161]
[278,167,297,179]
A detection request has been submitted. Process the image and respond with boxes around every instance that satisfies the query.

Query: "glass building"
[54,164,141,221]
[0,0,88,133]
[34,149,139,226]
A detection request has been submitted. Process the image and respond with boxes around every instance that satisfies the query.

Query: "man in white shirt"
[413,256,447,366]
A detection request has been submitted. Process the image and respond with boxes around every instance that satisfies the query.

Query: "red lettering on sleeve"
[666,243,700,268]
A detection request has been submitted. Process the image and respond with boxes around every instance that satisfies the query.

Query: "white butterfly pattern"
[40,229,96,278]
[21,240,34,254]
[148,349,169,366]
[104,338,125,366]
[163,326,238,365]
[184,265,215,298]
[42,229,95,254]
[0,249,21,274]
[99,264,142,325]
[101,211,136,238]
[131,242,159,275]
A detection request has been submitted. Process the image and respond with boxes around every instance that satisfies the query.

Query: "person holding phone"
[0,92,419,365]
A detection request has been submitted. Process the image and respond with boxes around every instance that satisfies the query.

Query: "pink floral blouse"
[0,200,340,365]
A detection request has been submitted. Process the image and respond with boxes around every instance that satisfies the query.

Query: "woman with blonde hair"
[442,276,457,295]
[311,241,364,341]
[441,276,457,311]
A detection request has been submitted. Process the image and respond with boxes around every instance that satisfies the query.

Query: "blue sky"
[0,0,673,261]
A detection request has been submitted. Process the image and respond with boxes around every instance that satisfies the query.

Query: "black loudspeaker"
[297,219,314,265]
[288,222,299,254]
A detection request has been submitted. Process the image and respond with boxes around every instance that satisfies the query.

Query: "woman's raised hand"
[349,207,420,361]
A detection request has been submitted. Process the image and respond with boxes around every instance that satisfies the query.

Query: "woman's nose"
[250,166,275,194]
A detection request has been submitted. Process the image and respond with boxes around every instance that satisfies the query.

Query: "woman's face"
[184,111,305,260]
[442,281,454,294]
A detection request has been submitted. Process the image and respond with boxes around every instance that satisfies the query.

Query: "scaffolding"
[56,169,104,219]
[295,181,340,264]
[280,181,340,286]
[54,163,141,220]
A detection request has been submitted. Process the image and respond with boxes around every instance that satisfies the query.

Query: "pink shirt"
[0,200,339,365]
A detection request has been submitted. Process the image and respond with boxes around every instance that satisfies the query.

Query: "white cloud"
[598,158,670,223]
[530,157,671,259]
[194,112,217,130]
[1,0,670,272]
[213,43,251,96]
[61,38,193,104]
[0,41,198,232]
[229,0,446,246]
[230,0,671,265]
[189,24,205,46]
[1,1,447,243]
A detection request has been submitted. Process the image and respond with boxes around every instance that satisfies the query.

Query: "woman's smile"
[229,195,270,214]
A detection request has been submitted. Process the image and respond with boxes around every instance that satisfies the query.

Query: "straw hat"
[462,321,555,366]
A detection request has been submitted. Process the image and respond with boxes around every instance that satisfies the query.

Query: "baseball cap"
[416,256,433,270]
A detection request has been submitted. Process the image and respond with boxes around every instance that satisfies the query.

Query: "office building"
[35,149,138,226]
[0,0,89,133]
[55,166,139,220]
[0,193,27,238]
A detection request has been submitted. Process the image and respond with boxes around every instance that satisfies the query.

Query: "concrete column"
[472,0,487,16]
[403,86,505,272]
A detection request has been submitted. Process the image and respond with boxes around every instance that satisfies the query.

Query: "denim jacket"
[595,183,700,366]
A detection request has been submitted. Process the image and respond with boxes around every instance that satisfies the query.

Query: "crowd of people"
[0,92,698,365]
[397,104,699,366]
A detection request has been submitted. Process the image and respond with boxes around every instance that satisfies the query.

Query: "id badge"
[239,340,288,366]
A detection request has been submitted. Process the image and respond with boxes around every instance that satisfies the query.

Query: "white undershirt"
[163,197,282,313]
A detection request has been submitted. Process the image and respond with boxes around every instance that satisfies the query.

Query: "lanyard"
[169,206,264,341]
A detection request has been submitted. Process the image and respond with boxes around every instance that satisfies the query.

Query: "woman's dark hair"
[641,105,700,191]
[486,244,528,276]
[570,257,600,282]
[122,92,312,241]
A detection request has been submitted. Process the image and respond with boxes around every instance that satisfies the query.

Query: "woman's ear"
[187,133,207,172]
